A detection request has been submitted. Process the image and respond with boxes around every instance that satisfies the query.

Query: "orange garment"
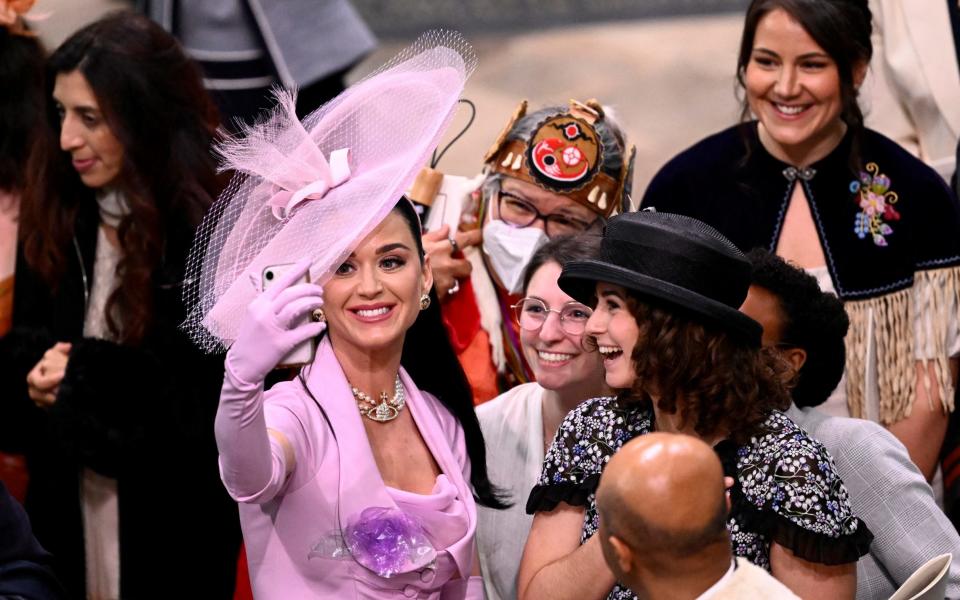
[440,277,498,404]
[461,329,499,405]
[0,275,12,335]
[0,191,17,335]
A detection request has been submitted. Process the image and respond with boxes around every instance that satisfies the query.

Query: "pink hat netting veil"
[182,30,477,352]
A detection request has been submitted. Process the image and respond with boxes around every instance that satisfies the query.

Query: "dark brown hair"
[620,297,792,445]
[521,233,602,294]
[21,12,220,344]
[0,28,45,194]
[736,0,872,169]
[373,199,509,509]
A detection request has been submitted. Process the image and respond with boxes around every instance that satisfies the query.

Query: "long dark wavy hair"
[736,0,873,170]
[388,199,508,509]
[0,27,45,194]
[21,12,220,344]
[620,297,792,445]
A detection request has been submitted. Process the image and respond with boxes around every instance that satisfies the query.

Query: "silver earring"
[312,308,326,323]
[419,294,431,311]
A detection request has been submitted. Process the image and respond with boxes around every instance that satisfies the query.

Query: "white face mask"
[482,219,549,294]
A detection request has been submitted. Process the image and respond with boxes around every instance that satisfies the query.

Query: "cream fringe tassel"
[844,265,959,424]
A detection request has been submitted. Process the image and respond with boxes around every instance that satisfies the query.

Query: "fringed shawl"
[642,122,960,424]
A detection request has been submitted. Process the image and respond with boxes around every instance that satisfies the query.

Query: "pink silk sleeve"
[428,391,472,485]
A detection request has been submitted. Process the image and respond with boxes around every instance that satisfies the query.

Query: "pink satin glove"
[216,258,325,503]
[225,258,326,387]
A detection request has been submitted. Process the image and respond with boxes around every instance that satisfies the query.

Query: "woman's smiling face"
[322,210,432,354]
[518,261,604,393]
[744,8,861,164]
[584,282,641,390]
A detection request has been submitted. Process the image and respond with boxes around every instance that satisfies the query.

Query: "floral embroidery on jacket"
[851,162,900,247]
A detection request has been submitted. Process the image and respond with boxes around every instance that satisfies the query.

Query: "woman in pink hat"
[188,32,505,599]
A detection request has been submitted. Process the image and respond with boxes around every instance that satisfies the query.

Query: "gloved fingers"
[270,283,324,314]
[284,321,327,346]
[262,257,314,301]
[276,297,325,329]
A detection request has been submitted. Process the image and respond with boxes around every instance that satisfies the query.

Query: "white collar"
[694,558,737,600]
[96,189,130,228]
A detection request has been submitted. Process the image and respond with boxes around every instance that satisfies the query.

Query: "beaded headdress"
[483,99,636,217]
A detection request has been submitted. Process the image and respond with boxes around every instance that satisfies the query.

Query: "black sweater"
[0,200,240,599]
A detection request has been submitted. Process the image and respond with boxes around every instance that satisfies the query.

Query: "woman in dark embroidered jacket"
[642,0,960,483]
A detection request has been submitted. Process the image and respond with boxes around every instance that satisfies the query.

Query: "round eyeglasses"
[497,192,601,238]
[512,298,593,335]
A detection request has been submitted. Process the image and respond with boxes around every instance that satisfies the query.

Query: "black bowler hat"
[558,210,762,346]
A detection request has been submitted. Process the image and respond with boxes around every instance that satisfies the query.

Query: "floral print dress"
[525,396,872,600]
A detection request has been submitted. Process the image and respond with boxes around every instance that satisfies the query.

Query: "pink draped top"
[225,339,477,599]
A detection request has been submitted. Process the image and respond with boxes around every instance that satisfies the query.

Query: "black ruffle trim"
[736,498,874,566]
[715,435,874,565]
[525,474,600,515]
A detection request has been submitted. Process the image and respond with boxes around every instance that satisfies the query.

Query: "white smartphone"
[262,263,316,368]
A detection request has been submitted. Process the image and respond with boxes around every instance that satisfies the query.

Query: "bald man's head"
[597,433,730,578]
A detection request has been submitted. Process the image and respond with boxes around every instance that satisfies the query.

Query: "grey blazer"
[788,405,960,599]
[141,0,376,88]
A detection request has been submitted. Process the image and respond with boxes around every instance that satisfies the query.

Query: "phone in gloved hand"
[262,263,317,368]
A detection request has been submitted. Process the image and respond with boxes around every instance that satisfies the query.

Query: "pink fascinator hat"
[183,31,477,352]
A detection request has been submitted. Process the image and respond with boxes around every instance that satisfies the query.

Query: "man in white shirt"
[595,432,799,600]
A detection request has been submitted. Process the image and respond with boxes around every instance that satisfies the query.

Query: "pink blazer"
[235,338,477,599]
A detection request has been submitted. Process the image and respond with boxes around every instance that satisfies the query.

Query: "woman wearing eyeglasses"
[475,234,608,600]
[418,99,633,404]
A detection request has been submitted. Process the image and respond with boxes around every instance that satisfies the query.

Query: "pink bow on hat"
[267,148,352,220]
[183,31,478,352]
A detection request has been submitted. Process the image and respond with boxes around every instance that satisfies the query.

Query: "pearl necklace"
[351,376,405,422]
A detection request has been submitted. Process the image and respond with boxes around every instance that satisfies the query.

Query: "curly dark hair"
[21,12,220,345]
[620,296,792,445]
[746,249,849,408]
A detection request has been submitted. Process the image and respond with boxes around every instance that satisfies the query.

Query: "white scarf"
[96,189,130,228]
